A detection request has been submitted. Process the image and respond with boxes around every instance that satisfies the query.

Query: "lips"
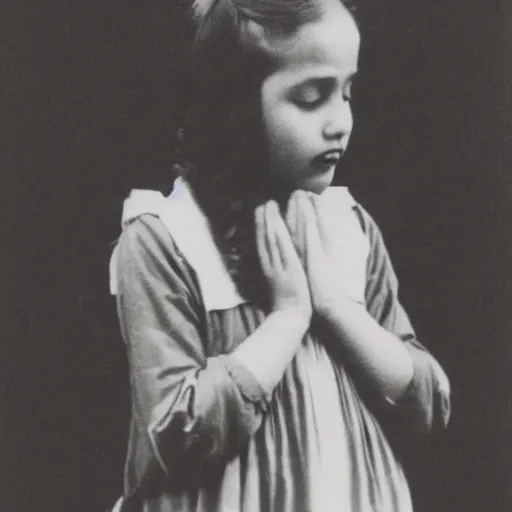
[312,149,344,168]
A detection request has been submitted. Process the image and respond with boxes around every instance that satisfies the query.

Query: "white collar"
[110,178,368,310]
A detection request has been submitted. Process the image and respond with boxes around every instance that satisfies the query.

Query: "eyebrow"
[290,70,358,89]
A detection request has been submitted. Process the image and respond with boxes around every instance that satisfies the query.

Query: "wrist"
[270,307,311,334]
[317,293,360,324]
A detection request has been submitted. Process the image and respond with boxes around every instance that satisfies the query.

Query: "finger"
[273,208,300,268]
[292,193,303,257]
[255,205,271,275]
[291,191,310,259]
[265,200,284,270]
[285,191,299,246]
[301,195,324,267]
[310,195,331,250]
[284,192,295,235]
[296,192,319,240]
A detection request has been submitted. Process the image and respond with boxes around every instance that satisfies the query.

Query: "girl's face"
[260,0,360,194]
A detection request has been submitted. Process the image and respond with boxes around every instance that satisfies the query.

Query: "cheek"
[261,107,287,153]
[261,84,296,138]
[260,85,316,170]
[263,106,308,152]
[261,97,287,132]
[266,118,303,169]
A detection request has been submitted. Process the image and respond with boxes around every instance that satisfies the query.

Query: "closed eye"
[294,93,324,109]
[290,77,335,110]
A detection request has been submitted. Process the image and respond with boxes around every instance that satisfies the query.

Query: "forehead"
[259,1,360,78]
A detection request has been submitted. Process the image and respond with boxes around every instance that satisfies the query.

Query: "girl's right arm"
[116,201,310,489]
[232,201,311,390]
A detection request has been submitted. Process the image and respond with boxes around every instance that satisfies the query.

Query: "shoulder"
[349,200,397,280]
[114,213,197,291]
[116,214,172,268]
[325,186,382,243]
[117,213,193,277]
[350,200,384,245]
[112,214,204,310]
[119,214,172,254]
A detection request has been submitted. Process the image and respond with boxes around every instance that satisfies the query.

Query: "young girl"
[109,0,451,510]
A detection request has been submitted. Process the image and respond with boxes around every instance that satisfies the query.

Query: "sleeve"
[358,207,451,435]
[115,214,269,490]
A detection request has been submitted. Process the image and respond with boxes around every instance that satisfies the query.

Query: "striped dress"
[110,178,450,512]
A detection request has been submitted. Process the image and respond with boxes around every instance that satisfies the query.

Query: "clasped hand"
[255,190,344,322]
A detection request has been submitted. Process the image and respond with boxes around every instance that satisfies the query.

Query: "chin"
[300,170,335,195]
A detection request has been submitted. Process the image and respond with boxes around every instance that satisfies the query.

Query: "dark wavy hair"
[175,0,355,305]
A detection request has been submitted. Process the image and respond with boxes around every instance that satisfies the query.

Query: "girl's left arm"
[286,191,450,435]
[323,208,451,435]
[361,209,451,433]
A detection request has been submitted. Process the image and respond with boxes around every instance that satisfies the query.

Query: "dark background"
[3,0,511,511]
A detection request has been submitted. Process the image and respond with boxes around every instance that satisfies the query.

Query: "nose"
[322,97,353,141]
